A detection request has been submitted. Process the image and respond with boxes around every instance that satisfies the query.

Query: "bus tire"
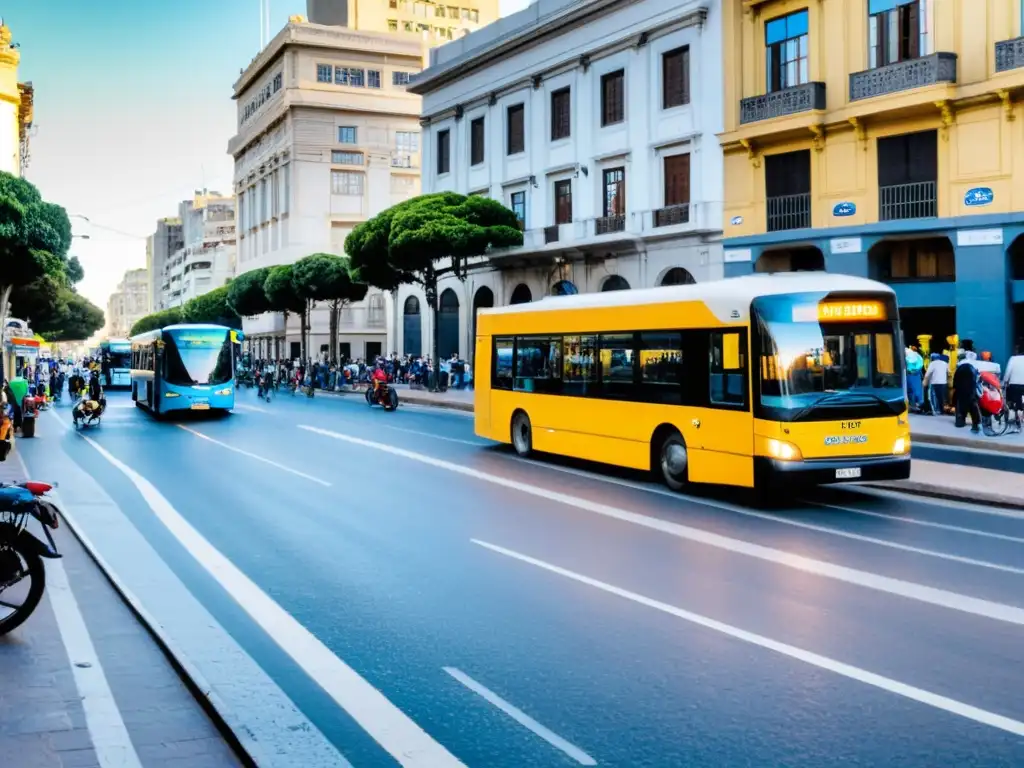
[655,430,688,491]
[511,411,533,457]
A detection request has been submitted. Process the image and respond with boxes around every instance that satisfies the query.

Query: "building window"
[877,129,938,220]
[662,47,690,108]
[470,117,485,165]
[388,19,398,30]
[447,5,457,16]
[469,9,479,21]
[437,129,451,174]
[766,10,809,92]
[338,126,357,144]
[664,153,690,209]
[273,73,283,92]
[391,174,416,194]
[395,131,420,152]
[765,150,812,231]
[554,179,572,225]
[601,70,625,126]
[507,103,525,154]
[869,0,924,68]
[436,5,446,15]
[331,171,364,196]
[403,21,414,31]
[602,168,625,217]
[317,64,333,83]
[510,191,526,226]
[389,0,397,7]
[282,163,290,214]
[393,71,413,85]
[550,88,571,140]
[336,67,365,87]
[332,151,364,165]
[271,171,280,218]
[367,70,382,88]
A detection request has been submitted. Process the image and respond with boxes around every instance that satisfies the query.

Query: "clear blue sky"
[6,0,526,311]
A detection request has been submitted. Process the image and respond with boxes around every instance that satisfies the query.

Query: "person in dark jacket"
[952,352,982,433]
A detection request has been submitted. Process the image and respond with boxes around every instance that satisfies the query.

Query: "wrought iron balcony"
[849,52,957,102]
[996,36,1024,73]
[767,193,811,232]
[594,215,625,235]
[879,181,937,221]
[653,204,690,228]
[544,225,560,244]
[740,82,826,125]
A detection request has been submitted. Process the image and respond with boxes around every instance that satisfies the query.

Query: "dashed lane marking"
[300,424,1024,627]
[473,538,1024,739]
[809,501,1024,545]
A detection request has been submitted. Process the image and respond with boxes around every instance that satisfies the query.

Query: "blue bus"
[99,338,132,388]
[130,324,238,415]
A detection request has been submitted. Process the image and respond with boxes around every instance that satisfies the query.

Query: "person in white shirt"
[923,353,949,415]
[1003,345,1024,416]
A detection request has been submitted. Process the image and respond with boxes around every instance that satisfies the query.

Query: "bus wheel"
[511,411,533,457]
[658,432,688,491]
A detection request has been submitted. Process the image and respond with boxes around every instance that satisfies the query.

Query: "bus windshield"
[106,345,131,369]
[753,294,905,421]
[163,329,233,386]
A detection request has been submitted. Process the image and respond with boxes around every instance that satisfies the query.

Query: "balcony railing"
[544,225,560,244]
[767,193,811,232]
[740,82,826,124]
[995,36,1024,73]
[879,180,937,221]
[849,52,957,102]
[594,215,625,235]
[391,152,418,168]
[653,204,690,228]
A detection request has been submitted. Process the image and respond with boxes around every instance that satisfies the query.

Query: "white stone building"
[161,192,237,308]
[406,0,723,363]
[228,18,424,362]
[107,268,151,338]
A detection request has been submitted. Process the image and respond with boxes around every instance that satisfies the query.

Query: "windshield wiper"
[788,391,902,422]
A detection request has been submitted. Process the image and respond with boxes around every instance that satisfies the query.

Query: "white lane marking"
[14,453,144,768]
[235,403,270,413]
[301,425,1024,626]
[810,502,1024,545]
[380,425,486,446]
[443,667,597,766]
[68,433,464,767]
[850,485,1024,521]
[506,458,1024,574]
[473,539,1024,738]
[175,425,332,487]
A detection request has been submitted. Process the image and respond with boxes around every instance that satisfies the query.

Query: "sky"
[7,0,528,313]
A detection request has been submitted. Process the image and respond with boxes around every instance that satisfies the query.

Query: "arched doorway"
[601,275,630,291]
[754,247,825,273]
[510,283,532,304]
[551,280,578,296]
[438,288,460,359]
[403,295,422,357]
[660,267,696,286]
[472,286,494,363]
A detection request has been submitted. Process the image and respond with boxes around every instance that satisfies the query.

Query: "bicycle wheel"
[991,404,1011,436]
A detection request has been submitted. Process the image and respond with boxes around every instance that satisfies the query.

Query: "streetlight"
[73,234,90,240]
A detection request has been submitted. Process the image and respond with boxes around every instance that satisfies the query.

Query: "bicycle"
[990,401,1023,436]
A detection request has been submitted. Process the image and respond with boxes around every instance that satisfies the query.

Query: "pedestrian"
[1003,343,1024,420]
[905,344,924,411]
[952,351,983,433]
[923,352,948,415]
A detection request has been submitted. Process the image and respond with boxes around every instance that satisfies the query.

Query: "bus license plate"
[191,403,210,410]
[836,468,861,479]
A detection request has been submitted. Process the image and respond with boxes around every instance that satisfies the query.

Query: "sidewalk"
[322,382,475,412]
[862,458,1024,510]
[908,413,1024,454]
[0,456,245,768]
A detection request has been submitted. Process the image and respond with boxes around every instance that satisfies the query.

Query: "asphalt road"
[16,388,1024,767]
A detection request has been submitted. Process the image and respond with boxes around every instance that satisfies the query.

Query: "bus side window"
[493,337,514,390]
[598,333,636,399]
[562,335,596,396]
[710,330,747,407]
[639,332,683,405]
[514,336,562,394]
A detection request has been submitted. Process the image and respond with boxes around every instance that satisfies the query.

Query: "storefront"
[3,335,40,381]
[722,212,1024,366]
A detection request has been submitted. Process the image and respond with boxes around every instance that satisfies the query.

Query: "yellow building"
[0,21,32,176]
[719,0,1024,362]
[305,0,499,46]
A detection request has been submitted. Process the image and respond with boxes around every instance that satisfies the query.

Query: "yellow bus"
[474,273,911,491]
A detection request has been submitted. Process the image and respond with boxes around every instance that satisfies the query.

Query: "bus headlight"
[164,392,180,398]
[214,388,231,395]
[893,437,910,454]
[767,439,802,461]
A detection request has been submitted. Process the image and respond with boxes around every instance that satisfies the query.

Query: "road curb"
[862,480,1024,510]
[317,386,475,413]
[911,431,1024,455]
[53,500,262,768]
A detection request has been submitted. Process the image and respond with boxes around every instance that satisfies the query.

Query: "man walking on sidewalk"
[953,351,983,433]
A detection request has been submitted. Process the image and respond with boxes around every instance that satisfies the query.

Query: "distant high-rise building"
[107,268,151,338]
[150,217,184,311]
[161,192,236,309]
[305,0,498,44]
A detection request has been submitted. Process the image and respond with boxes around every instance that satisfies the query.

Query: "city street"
[16,389,1024,767]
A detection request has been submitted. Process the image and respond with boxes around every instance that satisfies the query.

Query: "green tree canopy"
[181,285,241,328]
[65,256,85,287]
[293,253,368,363]
[227,267,272,317]
[9,275,69,328]
[264,264,304,314]
[130,307,183,337]
[40,291,105,343]
[344,192,522,291]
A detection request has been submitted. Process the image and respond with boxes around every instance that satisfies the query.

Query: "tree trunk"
[426,270,440,391]
[0,284,11,386]
[329,300,339,364]
[281,310,290,361]
[300,302,309,364]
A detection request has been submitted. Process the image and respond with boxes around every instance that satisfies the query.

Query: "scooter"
[71,397,105,429]
[0,480,61,636]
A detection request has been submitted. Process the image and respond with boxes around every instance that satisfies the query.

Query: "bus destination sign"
[816,301,885,322]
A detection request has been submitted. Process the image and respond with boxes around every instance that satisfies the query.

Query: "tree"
[130,307,183,337]
[226,267,272,317]
[345,192,521,379]
[9,274,69,329]
[264,264,307,361]
[0,172,74,381]
[181,285,240,328]
[292,253,367,363]
[40,291,104,343]
[65,256,85,287]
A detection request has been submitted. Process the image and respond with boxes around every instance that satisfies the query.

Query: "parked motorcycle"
[0,481,61,636]
[72,397,105,429]
[365,382,399,411]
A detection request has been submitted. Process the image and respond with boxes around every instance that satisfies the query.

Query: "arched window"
[660,267,696,286]
[601,275,630,291]
[440,288,459,311]
[510,284,532,304]
[551,280,578,296]
[403,295,422,356]
[438,288,460,359]
[403,296,420,315]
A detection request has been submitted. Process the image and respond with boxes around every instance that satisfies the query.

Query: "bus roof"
[101,338,130,346]
[131,323,232,342]
[481,272,895,322]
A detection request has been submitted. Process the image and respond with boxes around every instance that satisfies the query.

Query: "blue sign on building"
[964,187,994,207]
[832,202,856,217]
[730,215,744,226]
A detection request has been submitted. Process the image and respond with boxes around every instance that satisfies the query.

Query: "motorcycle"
[365,381,399,411]
[72,396,106,429]
[0,480,61,636]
